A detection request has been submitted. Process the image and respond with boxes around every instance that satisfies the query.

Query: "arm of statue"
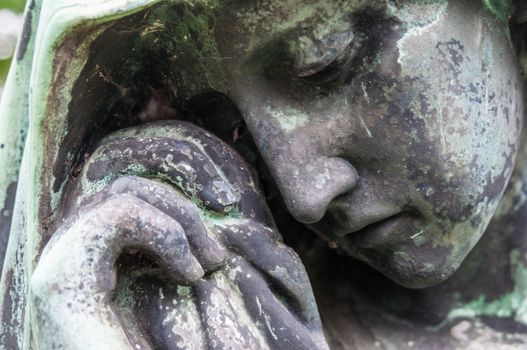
[30,121,328,350]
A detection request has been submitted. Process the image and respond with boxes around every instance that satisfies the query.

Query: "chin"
[354,246,463,289]
[383,265,458,289]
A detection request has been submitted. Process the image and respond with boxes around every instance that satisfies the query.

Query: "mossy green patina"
[0,0,527,349]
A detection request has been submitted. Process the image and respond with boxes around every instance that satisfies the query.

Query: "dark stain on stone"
[1,269,20,350]
[16,1,34,62]
[0,182,17,274]
[481,316,527,335]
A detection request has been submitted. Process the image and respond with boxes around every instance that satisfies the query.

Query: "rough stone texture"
[31,121,327,349]
[0,0,527,349]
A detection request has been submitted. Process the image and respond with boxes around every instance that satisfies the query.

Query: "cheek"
[399,113,518,227]
[415,79,520,223]
[358,66,522,225]
[389,12,523,222]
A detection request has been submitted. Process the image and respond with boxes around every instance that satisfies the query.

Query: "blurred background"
[0,0,25,100]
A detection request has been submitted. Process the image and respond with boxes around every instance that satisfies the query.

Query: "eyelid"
[294,30,356,78]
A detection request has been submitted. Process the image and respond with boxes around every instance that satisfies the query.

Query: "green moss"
[448,249,527,324]
[177,285,191,297]
[121,0,228,100]
[483,0,514,22]
[114,273,137,309]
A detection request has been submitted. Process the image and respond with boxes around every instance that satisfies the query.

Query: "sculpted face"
[215,0,523,288]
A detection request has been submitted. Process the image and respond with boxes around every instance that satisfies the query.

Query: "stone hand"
[30,174,232,349]
[68,120,243,214]
[31,121,327,349]
[196,219,329,349]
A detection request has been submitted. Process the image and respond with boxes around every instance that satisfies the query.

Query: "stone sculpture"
[0,0,527,349]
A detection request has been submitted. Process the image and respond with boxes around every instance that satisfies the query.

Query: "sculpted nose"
[276,157,359,224]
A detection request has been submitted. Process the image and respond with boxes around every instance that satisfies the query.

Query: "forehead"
[218,0,449,55]
[227,0,379,27]
[220,0,378,50]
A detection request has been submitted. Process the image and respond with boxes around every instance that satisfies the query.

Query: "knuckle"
[103,192,140,208]
[108,175,136,192]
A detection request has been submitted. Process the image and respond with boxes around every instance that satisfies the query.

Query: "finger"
[230,258,327,350]
[105,176,227,272]
[46,193,205,289]
[193,275,271,350]
[99,120,273,224]
[132,277,207,350]
[169,121,273,224]
[79,135,239,213]
[32,193,208,350]
[102,193,205,283]
[219,220,322,329]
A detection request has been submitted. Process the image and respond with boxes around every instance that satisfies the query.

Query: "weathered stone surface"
[1,0,527,349]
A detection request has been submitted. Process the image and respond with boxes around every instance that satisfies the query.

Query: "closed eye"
[295,30,365,85]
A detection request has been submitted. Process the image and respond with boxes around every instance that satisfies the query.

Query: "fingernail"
[203,177,240,213]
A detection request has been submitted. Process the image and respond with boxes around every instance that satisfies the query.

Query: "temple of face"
[0,0,527,349]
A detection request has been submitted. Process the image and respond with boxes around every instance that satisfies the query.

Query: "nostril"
[281,157,359,224]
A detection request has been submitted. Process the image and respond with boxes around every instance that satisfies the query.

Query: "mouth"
[344,212,417,248]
